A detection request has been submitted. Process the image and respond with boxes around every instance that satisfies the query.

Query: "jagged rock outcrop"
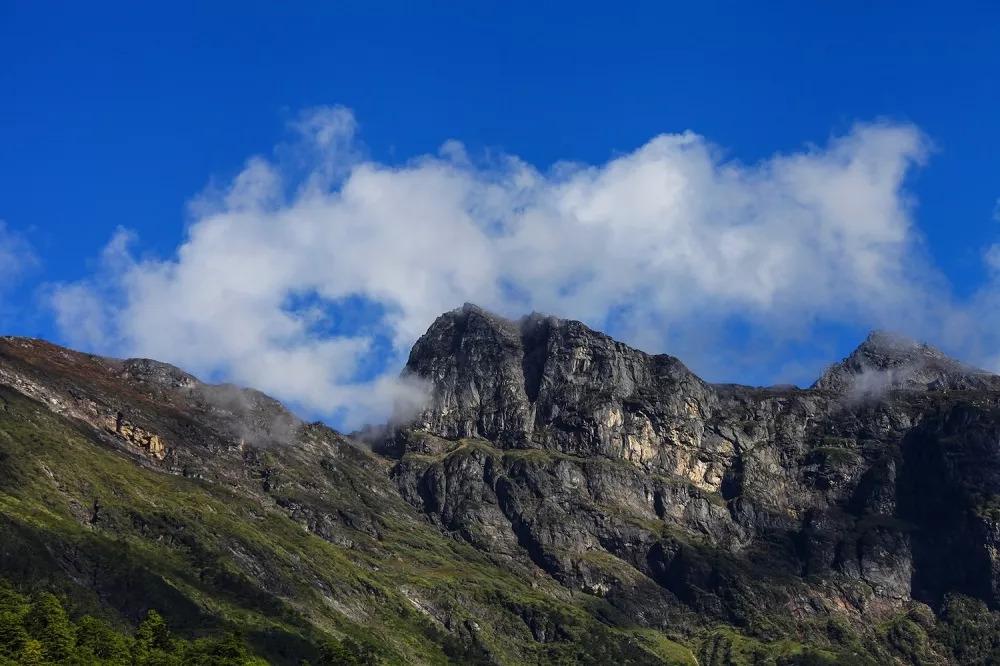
[405,304,717,479]
[104,411,167,459]
[392,305,1000,639]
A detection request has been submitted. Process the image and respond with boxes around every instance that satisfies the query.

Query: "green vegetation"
[929,596,1000,665]
[2,378,1000,664]
[810,446,862,466]
[688,598,1000,666]
[0,386,698,664]
[696,627,844,666]
[0,579,275,665]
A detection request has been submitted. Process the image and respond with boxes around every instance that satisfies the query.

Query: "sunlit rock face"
[396,305,1000,624]
[404,303,714,471]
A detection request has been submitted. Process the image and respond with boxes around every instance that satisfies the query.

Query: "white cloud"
[50,107,942,429]
[0,222,37,287]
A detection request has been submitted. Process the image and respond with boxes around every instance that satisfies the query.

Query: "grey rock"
[814,329,1000,394]
[394,305,1000,627]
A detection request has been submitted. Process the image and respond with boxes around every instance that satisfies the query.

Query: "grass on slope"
[0,386,698,665]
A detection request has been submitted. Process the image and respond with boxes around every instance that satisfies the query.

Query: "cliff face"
[404,305,711,464]
[392,305,1000,660]
[1,310,1000,664]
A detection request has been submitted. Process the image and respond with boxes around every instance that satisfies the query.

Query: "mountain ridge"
[1,311,1000,664]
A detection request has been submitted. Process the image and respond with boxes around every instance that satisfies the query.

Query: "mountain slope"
[0,309,999,664]
[0,336,696,665]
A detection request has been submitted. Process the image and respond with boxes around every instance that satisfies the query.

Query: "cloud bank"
[50,107,955,428]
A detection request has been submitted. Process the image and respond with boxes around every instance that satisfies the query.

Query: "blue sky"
[2,2,1000,427]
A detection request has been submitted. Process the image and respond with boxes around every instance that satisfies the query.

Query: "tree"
[136,610,173,649]
[18,638,45,666]
[183,631,272,665]
[0,583,25,615]
[23,592,75,662]
[133,610,181,665]
[317,637,378,666]
[74,615,131,664]
[0,610,28,658]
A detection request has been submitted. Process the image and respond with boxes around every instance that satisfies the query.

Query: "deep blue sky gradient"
[2,1,999,365]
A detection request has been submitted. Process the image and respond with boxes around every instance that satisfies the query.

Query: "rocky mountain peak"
[813,329,1000,394]
[120,357,199,388]
[402,304,710,466]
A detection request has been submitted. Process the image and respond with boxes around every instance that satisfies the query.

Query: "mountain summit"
[813,329,1000,394]
[402,303,705,452]
[1,312,1000,664]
